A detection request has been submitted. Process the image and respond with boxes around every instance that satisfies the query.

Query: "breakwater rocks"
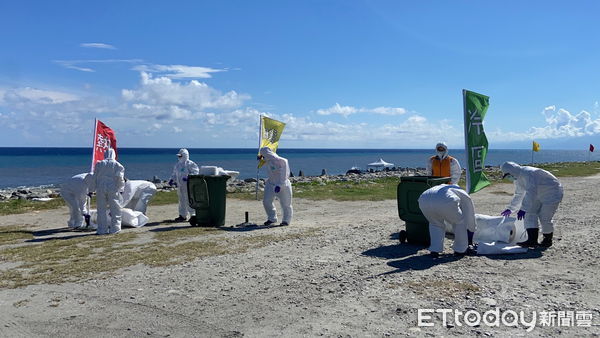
[0,166,504,201]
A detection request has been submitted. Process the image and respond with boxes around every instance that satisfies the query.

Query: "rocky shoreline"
[0,166,505,201]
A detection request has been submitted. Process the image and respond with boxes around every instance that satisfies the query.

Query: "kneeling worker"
[418,184,476,257]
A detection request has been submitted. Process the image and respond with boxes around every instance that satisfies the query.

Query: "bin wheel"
[399,230,407,244]
[189,216,198,227]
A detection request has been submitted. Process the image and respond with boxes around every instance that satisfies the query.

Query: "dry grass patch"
[0,226,321,289]
[0,225,35,245]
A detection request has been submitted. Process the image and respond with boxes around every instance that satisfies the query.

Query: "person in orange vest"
[426,142,462,184]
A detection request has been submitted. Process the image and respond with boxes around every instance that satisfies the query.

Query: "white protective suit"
[418,184,476,254]
[60,173,93,229]
[501,161,563,234]
[120,180,157,214]
[425,142,462,184]
[171,148,199,219]
[260,147,293,225]
[92,148,125,235]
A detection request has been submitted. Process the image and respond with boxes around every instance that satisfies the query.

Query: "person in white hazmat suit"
[120,180,157,214]
[60,173,94,229]
[418,184,476,257]
[500,161,563,248]
[425,142,462,184]
[91,148,125,235]
[169,148,199,222]
[259,147,293,226]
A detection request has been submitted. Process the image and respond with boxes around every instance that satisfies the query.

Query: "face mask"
[437,151,447,159]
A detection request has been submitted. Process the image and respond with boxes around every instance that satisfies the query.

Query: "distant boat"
[367,158,394,171]
[346,166,362,175]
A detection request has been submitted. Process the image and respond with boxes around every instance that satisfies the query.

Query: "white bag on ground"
[121,208,149,227]
[473,214,529,255]
[476,242,528,255]
[474,214,519,244]
[89,208,148,228]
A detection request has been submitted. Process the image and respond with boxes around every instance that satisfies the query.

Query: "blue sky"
[1,1,599,149]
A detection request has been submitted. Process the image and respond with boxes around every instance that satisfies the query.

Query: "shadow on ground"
[384,254,464,274]
[362,243,423,260]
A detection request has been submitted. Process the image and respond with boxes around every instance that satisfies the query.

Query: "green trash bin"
[187,175,230,227]
[397,176,451,245]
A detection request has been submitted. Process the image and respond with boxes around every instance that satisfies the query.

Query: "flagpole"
[255,115,263,201]
[90,119,98,173]
[531,148,534,165]
[462,89,470,192]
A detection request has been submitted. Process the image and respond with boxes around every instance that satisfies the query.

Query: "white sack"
[89,208,148,228]
[121,208,149,227]
[199,166,240,181]
[199,166,219,175]
[474,214,518,244]
[473,214,529,255]
[476,242,529,255]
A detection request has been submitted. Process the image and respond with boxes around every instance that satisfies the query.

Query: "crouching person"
[120,180,157,214]
[418,184,476,257]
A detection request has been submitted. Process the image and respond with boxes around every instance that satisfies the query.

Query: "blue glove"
[501,209,512,217]
[182,176,188,182]
[274,186,281,193]
[517,210,526,220]
[168,179,175,186]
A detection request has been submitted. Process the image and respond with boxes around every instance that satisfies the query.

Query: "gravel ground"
[0,175,599,337]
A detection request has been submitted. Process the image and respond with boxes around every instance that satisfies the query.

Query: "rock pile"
[0,166,504,202]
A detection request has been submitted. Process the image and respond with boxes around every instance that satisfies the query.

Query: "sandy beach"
[1,175,599,337]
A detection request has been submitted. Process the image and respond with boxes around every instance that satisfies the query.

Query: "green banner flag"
[463,89,491,193]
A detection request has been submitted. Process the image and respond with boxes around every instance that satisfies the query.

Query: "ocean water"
[0,147,597,189]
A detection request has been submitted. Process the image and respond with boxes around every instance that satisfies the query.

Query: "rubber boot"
[467,231,474,246]
[539,232,553,248]
[518,228,539,247]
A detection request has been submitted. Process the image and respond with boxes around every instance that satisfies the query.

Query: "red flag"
[591,144,595,152]
[91,119,117,172]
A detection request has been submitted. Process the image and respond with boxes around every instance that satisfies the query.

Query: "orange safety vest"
[430,155,454,178]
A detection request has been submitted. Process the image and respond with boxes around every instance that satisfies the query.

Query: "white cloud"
[369,107,408,115]
[54,59,144,73]
[132,64,225,79]
[530,106,600,138]
[317,103,357,117]
[80,43,116,49]
[265,112,461,147]
[54,61,95,72]
[487,105,600,143]
[2,87,79,104]
[173,127,183,133]
[316,103,408,117]
[121,72,250,120]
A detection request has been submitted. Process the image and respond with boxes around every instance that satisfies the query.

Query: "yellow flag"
[258,116,286,168]
[532,141,540,152]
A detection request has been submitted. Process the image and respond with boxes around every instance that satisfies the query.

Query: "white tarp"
[89,208,149,229]
[474,214,528,255]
